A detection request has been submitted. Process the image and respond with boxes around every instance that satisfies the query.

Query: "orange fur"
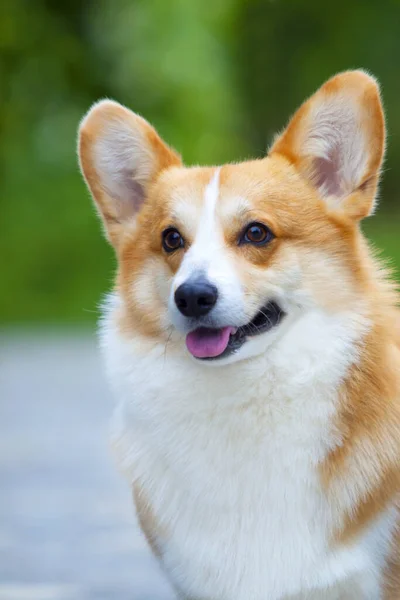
[78,70,400,595]
[133,481,165,559]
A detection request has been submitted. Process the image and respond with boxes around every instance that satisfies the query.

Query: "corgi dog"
[78,71,400,599]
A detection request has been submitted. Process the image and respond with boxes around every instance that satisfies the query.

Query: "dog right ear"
[78,100,181,247]
[269,71,385,221]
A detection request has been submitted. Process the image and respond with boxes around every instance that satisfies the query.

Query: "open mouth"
[186,301,285,361]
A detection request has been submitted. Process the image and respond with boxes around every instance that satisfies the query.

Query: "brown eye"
[162,228,184,252]
[240,222,274,246]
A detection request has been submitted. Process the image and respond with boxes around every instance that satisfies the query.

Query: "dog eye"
[240,222,274,246]
[162,228,184,252]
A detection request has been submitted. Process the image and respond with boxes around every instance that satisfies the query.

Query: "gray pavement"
[0,332,175,600]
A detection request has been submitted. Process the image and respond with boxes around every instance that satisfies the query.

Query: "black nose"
[174,280,218,318]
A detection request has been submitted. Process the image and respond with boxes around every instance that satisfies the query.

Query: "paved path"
[0,333,175,600]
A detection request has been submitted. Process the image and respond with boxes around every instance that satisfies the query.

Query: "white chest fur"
[102,298,386,599]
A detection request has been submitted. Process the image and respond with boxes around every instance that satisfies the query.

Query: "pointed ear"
[78,100,181,246]
[269,71,386,220]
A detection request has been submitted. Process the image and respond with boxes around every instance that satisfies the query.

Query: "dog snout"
[174,279,218,318]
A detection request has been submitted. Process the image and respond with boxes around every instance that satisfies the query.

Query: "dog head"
[78,71,385,364]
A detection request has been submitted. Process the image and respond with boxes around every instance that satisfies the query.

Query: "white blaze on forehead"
[203,168,220,227]
[170,167,245,325]
[193,167,221,249]
[174,169,222,286]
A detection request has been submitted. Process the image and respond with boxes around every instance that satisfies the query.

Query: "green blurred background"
[1,3,400,594]
[2,0,400,327]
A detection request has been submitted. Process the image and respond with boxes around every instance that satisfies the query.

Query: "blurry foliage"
[1,0,399,325]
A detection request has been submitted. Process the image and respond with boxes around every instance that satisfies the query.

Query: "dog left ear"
[78,100,182,247]
[269,70,386,220]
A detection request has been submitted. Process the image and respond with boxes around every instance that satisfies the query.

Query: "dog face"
[78,71,385,364]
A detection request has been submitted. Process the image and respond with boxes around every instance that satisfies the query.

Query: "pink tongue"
[186,326,234,358]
